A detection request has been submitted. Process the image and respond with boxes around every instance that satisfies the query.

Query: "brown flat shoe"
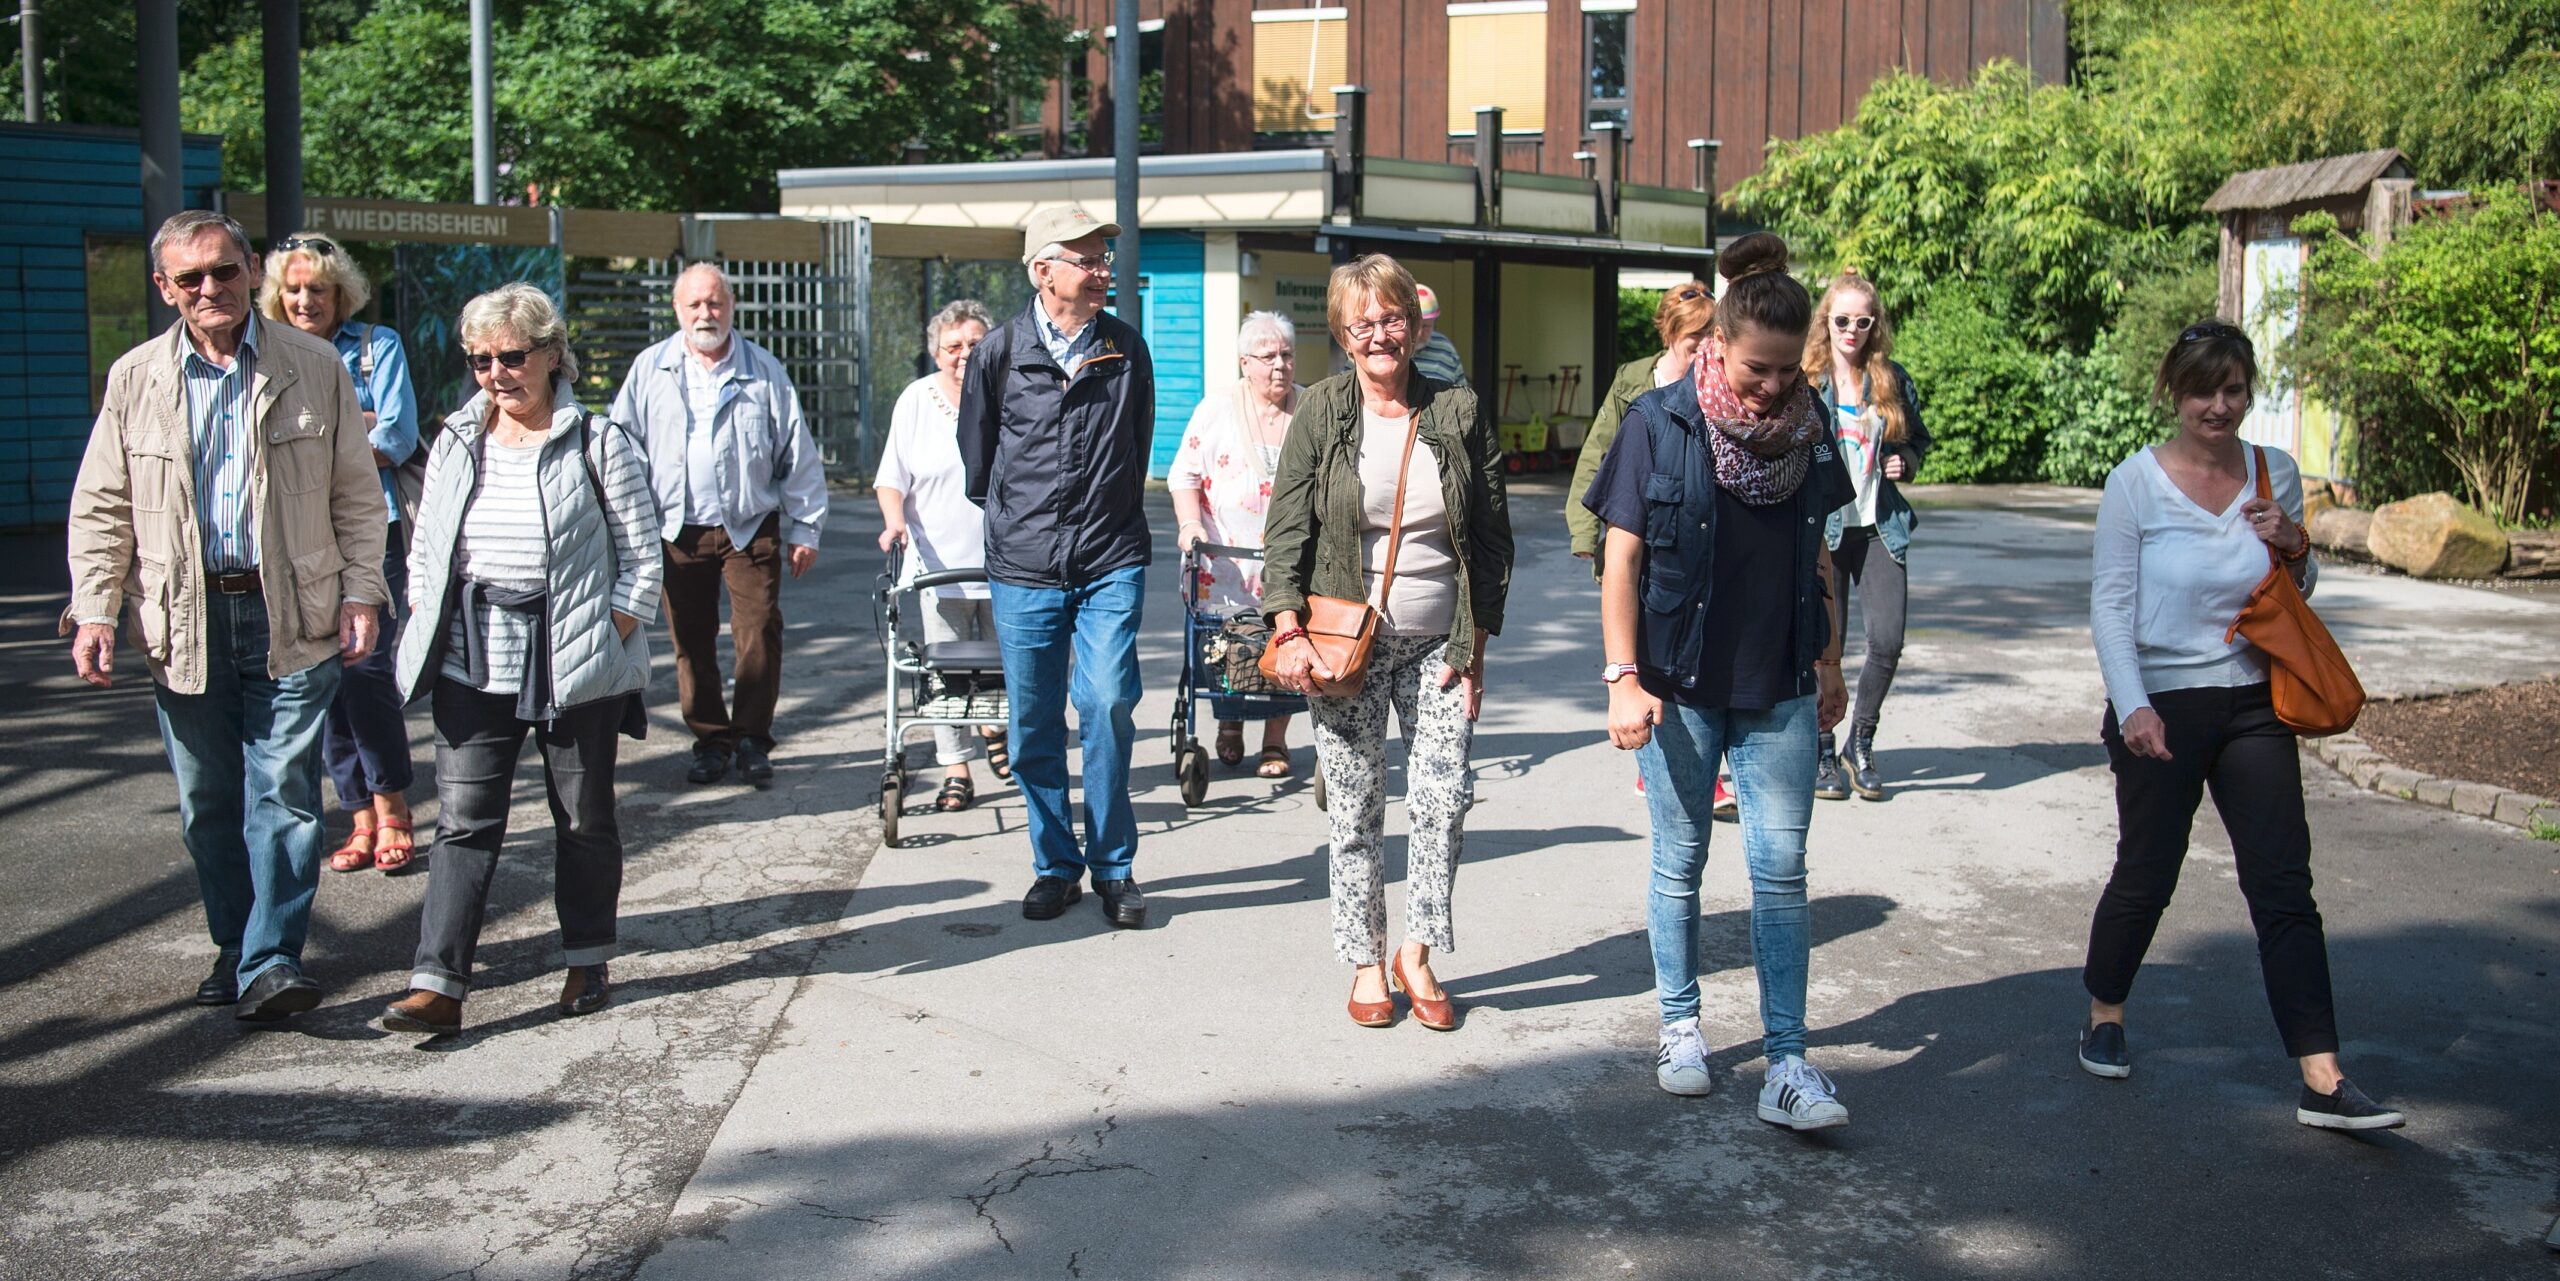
[381,989,463,1035]
[1391,955,1458,1031]
[1348,976,1395,1028]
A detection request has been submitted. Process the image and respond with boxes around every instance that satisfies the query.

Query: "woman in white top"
[2078,321,2403,1132]
[1169,310,1305,777]
[876,299,1006,811]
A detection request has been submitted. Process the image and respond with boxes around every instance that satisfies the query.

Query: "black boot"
[1842,721,1884,800]
[1812,730,1849,801]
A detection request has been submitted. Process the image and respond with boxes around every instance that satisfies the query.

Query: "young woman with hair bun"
[1805,271,1929,802]
[1582,232,1857,1125]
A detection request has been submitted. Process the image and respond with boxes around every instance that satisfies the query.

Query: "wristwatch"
[1601,662,1640,684]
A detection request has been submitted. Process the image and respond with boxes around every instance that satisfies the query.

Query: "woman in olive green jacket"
[1262,253,1511,1032]
[1567,281,1716,563]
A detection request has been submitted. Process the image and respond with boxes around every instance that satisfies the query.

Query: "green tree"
[181,0,1077,211]
[1893,281,2057,483]
[2286,188,2560,524]
[7,0,370,127]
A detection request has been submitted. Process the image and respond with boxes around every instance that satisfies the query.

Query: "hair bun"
[1718,231,1791,284]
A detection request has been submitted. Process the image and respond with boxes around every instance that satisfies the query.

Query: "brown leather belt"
[211,570,262,595]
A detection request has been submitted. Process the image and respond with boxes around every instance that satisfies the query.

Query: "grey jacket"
[398,384,664,717]
[612,333,828,550]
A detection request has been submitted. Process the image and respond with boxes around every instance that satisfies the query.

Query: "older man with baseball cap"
[958,205,1158,928]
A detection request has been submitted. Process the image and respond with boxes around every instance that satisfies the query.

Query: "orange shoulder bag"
[2224,446,2365,736]
[1259,419,1420,698]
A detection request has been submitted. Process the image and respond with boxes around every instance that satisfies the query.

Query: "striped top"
[443,437,550,694]
[184,318,262,572]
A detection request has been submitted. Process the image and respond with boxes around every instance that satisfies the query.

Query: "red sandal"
[373,818,417,875]
[327,813,378,874]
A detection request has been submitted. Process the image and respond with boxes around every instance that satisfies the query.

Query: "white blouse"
[2089,444,2317,716]
[875,375,989,599]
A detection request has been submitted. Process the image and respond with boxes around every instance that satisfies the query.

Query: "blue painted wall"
[1132,229,1204,478]
[0,124,224,529]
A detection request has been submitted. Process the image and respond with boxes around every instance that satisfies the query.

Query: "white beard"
[685,326,730,355]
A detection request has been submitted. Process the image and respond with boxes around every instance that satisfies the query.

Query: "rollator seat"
[918,639,1005,674]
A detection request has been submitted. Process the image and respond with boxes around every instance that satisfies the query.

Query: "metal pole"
[470,0,494,204]
[261,0,302,238]
[1110,0,1140,336]
[18,0,40,123]
[136,0,181,332]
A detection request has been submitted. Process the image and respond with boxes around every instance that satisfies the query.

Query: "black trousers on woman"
[2084,682,2340,1058]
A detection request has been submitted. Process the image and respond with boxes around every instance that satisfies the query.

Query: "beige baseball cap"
[1021,206,1124,264]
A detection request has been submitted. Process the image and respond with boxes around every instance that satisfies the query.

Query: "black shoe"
[736,740,774,785]
[1095,878,1147,929]
[2077,1020,2131,1079]
[1842,722,1885,801]
[1022,876,1083,920]
[195,949,242,1006]
[559,963,611,1017]
[1812,732,1849,801]
[687,743,732,785]
[2297,1078,2405,1131]
[235,963,323,1022]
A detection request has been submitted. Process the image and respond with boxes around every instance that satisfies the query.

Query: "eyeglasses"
[464,348,536,373]
[1670,285,1708,302]
[1344,314,1410,342]
[1830,315,1876,332]
[1045,250,1115,273]
[165,262,245,292]
[1242,350,1295,366]
[275,236,341,257]
[2178,321,2250,347]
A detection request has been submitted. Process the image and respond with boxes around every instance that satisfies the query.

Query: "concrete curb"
[2309,729,2560,835]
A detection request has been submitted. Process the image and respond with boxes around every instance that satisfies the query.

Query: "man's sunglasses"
[464,348,536,373]
[1830,314,1876,332]
[2178,321,2250,347]
[275,236,342,257]
[164,262,245,292]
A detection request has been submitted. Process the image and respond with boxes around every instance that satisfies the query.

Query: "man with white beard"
[614,262,827,785]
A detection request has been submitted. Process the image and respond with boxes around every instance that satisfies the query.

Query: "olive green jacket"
[1260,371,1512,671]
[1566,354,1660,562]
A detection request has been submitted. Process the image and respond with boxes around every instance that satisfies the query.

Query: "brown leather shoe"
[1348,975,1395,1027]
[1391,954,1458,1031]
[559,963,610,1017]
[380,990,463,1035]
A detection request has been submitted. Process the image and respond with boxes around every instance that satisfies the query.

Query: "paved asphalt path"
[0,478,2554,1280]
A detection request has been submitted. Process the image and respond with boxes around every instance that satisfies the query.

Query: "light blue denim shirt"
[184,316,261,571]
[1038,306,1101,371]
[331,321,419,522]
[613,332,828,550]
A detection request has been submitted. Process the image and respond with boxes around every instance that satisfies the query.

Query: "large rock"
[2309,507,2373,558]
[2367,492,2510,579]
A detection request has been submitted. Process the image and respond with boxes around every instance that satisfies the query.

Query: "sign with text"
[226,194,556,247]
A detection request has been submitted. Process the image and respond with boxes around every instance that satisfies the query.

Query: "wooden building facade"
[1028,0,2069,189]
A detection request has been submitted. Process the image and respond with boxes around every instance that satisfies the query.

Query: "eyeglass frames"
[1829,314,1876,332]
[464,348,536,373]
[164,262,245,292]
[1242,350,1295,366]
[1344,314,1410,342]
[1045,250,1116,273]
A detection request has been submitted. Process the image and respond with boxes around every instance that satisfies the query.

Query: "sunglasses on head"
[1670,284,1708,302]
[1830,314,1875,332]
[165,262,245,291]
[275,236,341,257]
[2178,321,2250,347]
[464,348,536,373]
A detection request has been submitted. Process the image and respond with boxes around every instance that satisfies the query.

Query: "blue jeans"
[991,565,1145,883]
[1636,695,1816,1059]
[152,591,341,989]
[324,521,414,809]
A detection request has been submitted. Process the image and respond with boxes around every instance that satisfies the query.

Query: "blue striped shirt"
[185,317,262,572]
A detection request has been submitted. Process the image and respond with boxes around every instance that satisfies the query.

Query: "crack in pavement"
[958,1115,1146,1254]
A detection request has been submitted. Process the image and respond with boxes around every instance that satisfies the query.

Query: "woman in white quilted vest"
[381,282,662,1037]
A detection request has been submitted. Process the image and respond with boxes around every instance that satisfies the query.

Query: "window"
[1585,7,1632,134]
[1253,8,1348,135]
[1107,20,1168,148]
[1064,34,1095,154]
[1447,2,1548,135]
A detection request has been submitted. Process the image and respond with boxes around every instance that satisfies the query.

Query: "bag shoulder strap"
[2251,445,2279,571]
[356,322,376,380]
[1370,413,1422,608]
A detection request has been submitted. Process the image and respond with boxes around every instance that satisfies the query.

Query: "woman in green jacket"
[1262,253,1513,1033]
[1567,281,1716,563]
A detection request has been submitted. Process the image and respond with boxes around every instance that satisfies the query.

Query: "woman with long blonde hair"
[1804,271,1928,803]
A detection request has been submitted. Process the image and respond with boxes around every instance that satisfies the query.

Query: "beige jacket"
[66,320,389,694]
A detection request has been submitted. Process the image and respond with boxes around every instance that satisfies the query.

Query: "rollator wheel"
[1176,742,1209,808]
[879,774,902,847]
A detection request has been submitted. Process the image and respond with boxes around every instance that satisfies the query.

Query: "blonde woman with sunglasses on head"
[1804,271,1928,803]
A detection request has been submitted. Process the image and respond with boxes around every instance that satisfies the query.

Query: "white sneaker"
[1655,1019,1713,1096]
[1757,1055,1849,1130]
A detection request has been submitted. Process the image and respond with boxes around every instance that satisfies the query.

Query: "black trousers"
[2083,683,2340,1058]
[410,680,624,997]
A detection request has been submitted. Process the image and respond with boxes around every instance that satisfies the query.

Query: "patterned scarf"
[1691,340,1823,505]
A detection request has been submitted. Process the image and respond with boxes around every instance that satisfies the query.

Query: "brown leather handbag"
[2224,446,2366,736]
[1260,419,1421,698]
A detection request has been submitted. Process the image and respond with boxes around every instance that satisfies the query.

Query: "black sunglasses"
[165,261,245,291]
[275,236,342,256]
[464,348,536,373]
[2178,321,2250,347]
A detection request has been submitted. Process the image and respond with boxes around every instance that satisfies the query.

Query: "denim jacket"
[1814,359,1929,563]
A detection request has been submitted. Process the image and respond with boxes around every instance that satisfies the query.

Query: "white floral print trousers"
[1308,632,1473,966]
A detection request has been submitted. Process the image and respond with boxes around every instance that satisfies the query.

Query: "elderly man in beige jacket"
[66,210,388,1021]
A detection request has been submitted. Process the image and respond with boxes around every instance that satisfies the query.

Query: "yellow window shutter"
[1253,14,1348,134]
[1446,5,1547,134]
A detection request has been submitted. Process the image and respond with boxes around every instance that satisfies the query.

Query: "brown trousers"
[663,514,783,750]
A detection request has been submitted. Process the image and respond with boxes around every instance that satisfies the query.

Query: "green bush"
[1618,287,1667,365]
[2104,252,2221,402]
[1896,284,2056,483]
[2042,335,2170,487]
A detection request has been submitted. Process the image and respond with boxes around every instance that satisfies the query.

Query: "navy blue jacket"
[958,302,1155,589]
[1624,382,1854,698]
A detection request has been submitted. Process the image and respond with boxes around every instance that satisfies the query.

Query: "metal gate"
[564,217,873,473]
